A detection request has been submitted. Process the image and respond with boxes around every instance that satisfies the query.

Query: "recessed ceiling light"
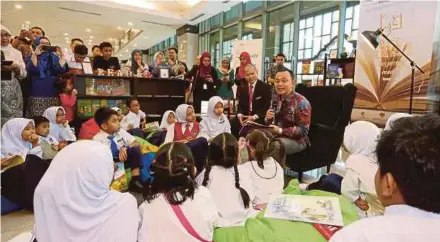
[25,21,31,24]
[15,4,23,9]
[65,37,69,40]
[133,44,137,47]
[117,26,122,30]
[86,29,91,32]
[89,36,94,39]
[128,22,133,26]
[125,49,129,52]
[144,37,148,39]
[64,33,69,36]
[119,54,123,57]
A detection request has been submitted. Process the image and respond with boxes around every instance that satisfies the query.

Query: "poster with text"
[354,0,438,113]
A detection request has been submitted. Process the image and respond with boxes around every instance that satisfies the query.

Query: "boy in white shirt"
[330,114,440,242]
[93,107,143,192]
[120,98,146,137]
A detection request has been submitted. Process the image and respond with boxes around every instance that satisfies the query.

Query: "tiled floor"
[1,210,34,241]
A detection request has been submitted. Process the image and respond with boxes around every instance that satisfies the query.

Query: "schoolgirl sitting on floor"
[43,106,76,142]
[198,96,231,142]
[197,133,257,227]
[165,104,208,173]
[138,142,217,242]
[242,130,284,206]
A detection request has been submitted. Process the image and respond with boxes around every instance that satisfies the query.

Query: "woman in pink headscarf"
[234,52,252,86]
[192,52,219,113]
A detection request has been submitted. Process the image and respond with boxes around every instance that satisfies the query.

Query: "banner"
[353,0,438,116]
[231,39,263,80]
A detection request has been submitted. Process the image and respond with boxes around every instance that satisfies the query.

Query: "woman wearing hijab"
[1,118,48,212]
[26,36,67,118]
[148,51,175,78]
[1,26,27,126]
[199,96,231,141]
[164,104,208,172]
[216,56,235,99]
[43,106,77,142]
[34,141,139,242]
[192,52,219,113]
[234,51,252,86]
[125,49,150,77]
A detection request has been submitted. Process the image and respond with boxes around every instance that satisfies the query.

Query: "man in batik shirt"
[265,66,311,155]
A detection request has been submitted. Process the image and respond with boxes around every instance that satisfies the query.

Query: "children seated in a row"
[93,107,144,192]
[121,97,146,137]
[330,114,440,241]
[164,104,208,172]
[198,96,231,141]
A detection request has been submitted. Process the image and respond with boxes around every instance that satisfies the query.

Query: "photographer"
[26,36,67,118]
[1,26,27,126]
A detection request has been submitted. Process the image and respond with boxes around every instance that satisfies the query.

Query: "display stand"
[74,75,186,122]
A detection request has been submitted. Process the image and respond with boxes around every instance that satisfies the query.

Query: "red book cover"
[312,223,342,240]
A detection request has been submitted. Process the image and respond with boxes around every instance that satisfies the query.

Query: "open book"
[238,121,272,137]
[1,155,25,172]
[264,194,343,227]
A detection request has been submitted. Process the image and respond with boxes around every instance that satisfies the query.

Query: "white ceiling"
[1,0,240,59]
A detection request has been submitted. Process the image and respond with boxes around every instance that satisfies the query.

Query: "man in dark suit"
[231,64,272,137]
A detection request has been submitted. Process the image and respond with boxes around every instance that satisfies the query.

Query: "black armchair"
[285,83,357,181]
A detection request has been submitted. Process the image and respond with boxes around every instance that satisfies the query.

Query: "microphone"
[269,88,278,124]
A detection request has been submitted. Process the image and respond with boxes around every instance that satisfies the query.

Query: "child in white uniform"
[120,98,146,137]
[138,142,217,242]
[331,114,440,242]
[43,106,76,142]
[197,133,257,227]
[241,130,284,207]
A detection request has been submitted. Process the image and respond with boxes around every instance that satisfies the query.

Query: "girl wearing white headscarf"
[341,121,384,218]
[164,104,208,172]
[1,26,27,126]
[199,96,231,141]
[1,118,41,161]
[111,106,124,122]
[384,113,412,131]
[159,110,175,130]
[33,141,139,242]
[43,106,76,142]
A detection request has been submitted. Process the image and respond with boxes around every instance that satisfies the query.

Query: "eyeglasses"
[1,33,11,38]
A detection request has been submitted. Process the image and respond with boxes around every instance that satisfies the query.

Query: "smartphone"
[41,45,58,52]
[1,60,13,66]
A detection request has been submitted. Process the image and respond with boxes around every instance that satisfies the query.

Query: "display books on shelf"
[91,100,101,114]
[302,60,312,74]
[264,194,343,226]
[107,99,117,108]
[314,61,325,74]
[327,64,340,79]
[100,99,108,107]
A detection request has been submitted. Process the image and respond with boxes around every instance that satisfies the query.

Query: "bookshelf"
[74,75,186,121]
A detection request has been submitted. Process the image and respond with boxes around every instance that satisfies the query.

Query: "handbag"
[169,203,213,242]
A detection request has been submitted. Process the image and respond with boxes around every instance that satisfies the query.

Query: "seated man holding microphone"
[265,66,311,155]
[231,64,271,137]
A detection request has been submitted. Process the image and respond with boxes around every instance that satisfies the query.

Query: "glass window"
[224,5,240,24]
[210,13,222,30]
[242,15,263,40]
[281,22,294,60]
[210,31,220,66]
[345,2,360,39]
[266,3,295,63]
[268,1,285,7]
[244,0,263,16]
[223,24,238,58]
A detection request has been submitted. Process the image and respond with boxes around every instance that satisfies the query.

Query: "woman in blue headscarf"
[26,36,67,118]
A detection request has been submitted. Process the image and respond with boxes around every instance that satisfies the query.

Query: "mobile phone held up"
[41,45,58,52]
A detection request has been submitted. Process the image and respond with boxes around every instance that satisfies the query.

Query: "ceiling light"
[110,0,155,10]
[65,37,70,40]
[86,29,91,32]
[89,36,94,39]
[119,54,123,57]
[128,22,133,26]
[125,49,129,52]
[117,26,122,30]
[144,37,148,39]
[133,44,137,47]
[186,0,201,6]
[25,21,31,24]
[64,33,69,36]
[15,4,23,9]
